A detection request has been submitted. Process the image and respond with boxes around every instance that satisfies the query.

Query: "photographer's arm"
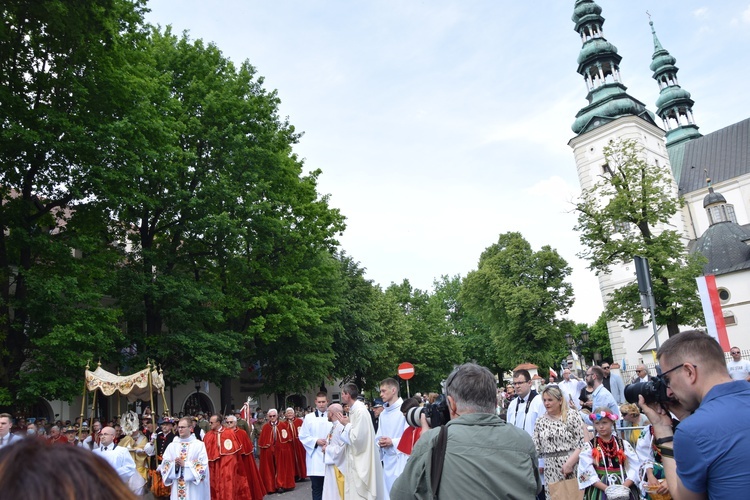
[638,396,707,500]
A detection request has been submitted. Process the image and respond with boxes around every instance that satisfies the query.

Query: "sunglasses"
[731,351,740,355]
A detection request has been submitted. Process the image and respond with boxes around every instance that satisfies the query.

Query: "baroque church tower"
[567,0,692,363]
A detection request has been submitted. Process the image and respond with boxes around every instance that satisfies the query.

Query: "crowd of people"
[1,333,749,499]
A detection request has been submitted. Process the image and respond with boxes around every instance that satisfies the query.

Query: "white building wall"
[569,116,692,366]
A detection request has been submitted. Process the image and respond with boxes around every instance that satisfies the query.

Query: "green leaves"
[461,232,574,374]
[574,139,704,336]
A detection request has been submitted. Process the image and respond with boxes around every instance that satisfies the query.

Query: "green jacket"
[390,412,541,500]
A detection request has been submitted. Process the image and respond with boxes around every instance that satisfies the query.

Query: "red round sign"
[397,362,415,380]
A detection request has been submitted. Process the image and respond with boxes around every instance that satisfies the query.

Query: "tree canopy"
[574,139,704,336]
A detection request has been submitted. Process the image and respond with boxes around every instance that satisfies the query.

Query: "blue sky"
[145,1,750,324]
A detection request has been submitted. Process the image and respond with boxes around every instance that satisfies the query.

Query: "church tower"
[649,19,702,149]
[567,1,684,363]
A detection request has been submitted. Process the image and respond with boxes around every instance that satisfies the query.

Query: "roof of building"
[692,221,750,275]
[672,117,750,194]
[513,363,538,371]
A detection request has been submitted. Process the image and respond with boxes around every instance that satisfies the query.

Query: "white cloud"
[742,5,750,23]
[692,7,710,19]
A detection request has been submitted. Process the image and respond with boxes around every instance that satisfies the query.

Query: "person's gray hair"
[445,363,497,414]
[341,383,359,399]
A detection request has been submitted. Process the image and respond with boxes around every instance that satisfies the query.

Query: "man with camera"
[390,363,541,499]
[638,330,750,499]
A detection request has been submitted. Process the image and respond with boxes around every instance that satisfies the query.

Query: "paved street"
[143,477,312,499]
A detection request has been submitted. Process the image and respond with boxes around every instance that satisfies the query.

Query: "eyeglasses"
[660,363,697,387]
[511,381,528,387]
[620,413,631,417]
[601,366,610,370]
[730,351,740,355]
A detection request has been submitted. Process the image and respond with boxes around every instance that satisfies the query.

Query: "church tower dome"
[571,0,656,135]
[649,18,702,147]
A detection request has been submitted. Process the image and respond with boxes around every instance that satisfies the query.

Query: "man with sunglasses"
[639,330,750,499]
[726,346,750,382]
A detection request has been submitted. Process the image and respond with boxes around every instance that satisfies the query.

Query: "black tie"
[518,399,524,404]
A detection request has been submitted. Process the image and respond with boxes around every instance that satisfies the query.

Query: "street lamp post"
[565,330,591,378]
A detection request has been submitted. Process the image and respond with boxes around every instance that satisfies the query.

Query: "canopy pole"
[159,366,170,417]
[79,361,89,442]
[147,361,159,469]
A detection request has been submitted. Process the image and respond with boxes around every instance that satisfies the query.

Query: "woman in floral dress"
[578,408,641,499]
[533,386,588,499]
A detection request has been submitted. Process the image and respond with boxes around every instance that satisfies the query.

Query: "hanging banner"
[695,275,730,351]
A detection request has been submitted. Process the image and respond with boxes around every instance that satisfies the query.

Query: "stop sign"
[397,362,415,380]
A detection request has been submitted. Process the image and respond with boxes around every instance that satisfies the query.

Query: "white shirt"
[298,410,330,477]
[727,359,750,381]
[93,443,136,484]
[558,378,582,409]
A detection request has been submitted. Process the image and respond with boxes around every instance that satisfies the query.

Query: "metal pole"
[406,379,410,399]
[648,288,660,350]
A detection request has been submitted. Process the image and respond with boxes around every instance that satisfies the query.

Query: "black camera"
[624,376,669,404]
[405,395,450,428]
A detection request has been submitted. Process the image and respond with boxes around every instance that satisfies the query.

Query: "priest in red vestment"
[225,414,266,500]
[203,414,252,500]
[258,409,296,494]
[284,407,307,481]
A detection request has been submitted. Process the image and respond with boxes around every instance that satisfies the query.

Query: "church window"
[723,310,736,326]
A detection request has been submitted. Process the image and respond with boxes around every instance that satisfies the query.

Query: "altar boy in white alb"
[299,392,332,500]
[160,417,210,500]
[374,378,407,499]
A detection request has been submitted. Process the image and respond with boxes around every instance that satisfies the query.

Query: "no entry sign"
[397,362,415,380]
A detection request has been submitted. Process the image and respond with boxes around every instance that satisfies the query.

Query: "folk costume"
[160,434,210,500]
[234,422,267,500]
[259,419,296,493]
[578,431,640,499]
[341,399,383,500]
[145,428,176,498]
[323,420,347,500]
[203,425,252,500]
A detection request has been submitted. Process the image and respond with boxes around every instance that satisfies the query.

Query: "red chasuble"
[234,424,266,500]
[258,421,296,493]
[288,417,308,480]
[204,426,252,500]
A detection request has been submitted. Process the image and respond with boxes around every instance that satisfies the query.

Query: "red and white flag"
[239,400,250,421]
[696,275,730,351]
[549,367,558,379]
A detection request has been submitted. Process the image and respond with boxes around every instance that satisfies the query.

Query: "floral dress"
[533,410,587,497]
[578,435,641,500]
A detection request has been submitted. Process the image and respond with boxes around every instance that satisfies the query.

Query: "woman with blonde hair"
[619,403,648,449]
[533,385,587,499]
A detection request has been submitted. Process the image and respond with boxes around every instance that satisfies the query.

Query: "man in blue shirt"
[585,366,621,418]
[640,330,750,499]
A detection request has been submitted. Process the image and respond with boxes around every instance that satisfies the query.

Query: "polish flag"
[549,367,558,379]
[696,275,730,351]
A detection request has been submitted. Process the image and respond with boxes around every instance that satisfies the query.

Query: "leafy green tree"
[0,0,146,406]
[107,28,346,403]
[432,275,498,375]
[574,139,704,337]
[382,280,464,393]
[461,232,574,374]
[328,254,386,389]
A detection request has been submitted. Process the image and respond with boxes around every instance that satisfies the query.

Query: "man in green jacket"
[391,363,541,500]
